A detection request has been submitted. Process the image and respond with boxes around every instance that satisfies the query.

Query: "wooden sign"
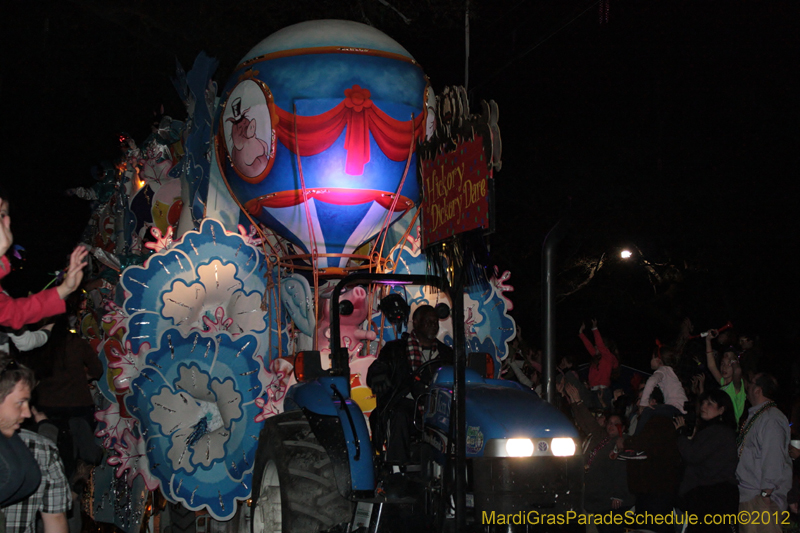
[420,135,492,248]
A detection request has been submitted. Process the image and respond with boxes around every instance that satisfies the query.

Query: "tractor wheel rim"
[254,460,282,533]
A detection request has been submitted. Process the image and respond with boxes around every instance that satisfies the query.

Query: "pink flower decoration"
[95,403,138,449]
[491,268,514,311]
[465,306,478,337]
[254,357,296,422]
[107,339,151,393]
[107,429,161,490]
[201,307,234,333]
[237,224,263,247]
[102,301,128,338]
[144,225,174,253]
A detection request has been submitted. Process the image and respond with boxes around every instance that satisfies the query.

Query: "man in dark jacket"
[563,382,634,530]
[367,305,454,464]
[619,388,682,533]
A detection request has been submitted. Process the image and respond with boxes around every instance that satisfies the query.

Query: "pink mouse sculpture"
[316,286,377,359]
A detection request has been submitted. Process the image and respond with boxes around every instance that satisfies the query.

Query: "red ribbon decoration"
[274,85,425,176]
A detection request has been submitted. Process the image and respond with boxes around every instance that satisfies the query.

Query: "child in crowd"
[635,347,687,434]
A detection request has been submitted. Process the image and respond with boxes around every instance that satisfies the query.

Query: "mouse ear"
[379,294,409,326]
[435,303,450,319]
[339,300,354,317]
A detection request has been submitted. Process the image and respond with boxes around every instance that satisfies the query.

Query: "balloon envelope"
[214,20,429,268]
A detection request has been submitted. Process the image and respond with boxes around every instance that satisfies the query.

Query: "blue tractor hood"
[430,368,579,444]
[464,383,579,440]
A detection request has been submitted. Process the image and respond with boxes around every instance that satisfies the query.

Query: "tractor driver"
[367,304,454,465]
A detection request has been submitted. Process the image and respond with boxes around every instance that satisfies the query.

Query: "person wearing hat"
[367,304,454,465]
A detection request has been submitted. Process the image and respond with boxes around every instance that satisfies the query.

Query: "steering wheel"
[410,358,445,392]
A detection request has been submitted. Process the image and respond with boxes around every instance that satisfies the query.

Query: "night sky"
[1,0,798,372]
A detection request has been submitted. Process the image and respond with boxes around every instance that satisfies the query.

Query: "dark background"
[1,0,798,372]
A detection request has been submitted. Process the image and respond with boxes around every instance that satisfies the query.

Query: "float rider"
[367,305,454,465]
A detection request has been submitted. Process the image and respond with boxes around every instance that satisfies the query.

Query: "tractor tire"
[250,410,352,533]
[421,443,448,533]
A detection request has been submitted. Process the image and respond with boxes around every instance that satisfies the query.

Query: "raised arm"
[565,382,603,436]
[55,245,89,300]
[0,279,65,330]
[591,321,617,365]
[705,329,723,384]
[509,360,533,387]
[639,371,663,408]
[9,326,51,352]
[578,322,596,355]
[0,200,12,257]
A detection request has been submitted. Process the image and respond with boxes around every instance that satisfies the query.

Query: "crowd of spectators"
[4,173,800,533]
[505,318,797,533]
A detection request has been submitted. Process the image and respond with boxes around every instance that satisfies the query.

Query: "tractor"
[249,273,583,532]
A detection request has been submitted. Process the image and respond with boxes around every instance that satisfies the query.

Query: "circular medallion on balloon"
[217,78,277,183]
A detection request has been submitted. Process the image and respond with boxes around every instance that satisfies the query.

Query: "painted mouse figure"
[227,97,270,178]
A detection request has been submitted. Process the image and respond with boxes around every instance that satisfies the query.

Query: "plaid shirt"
[2,430,71,533]
[406,331,438,372]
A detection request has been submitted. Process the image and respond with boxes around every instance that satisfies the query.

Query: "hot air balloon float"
[214,19,428,274]
[73,19,515,526]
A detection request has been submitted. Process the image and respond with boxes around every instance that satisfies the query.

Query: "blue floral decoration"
[124,328,263,520]
[121,218,268,355]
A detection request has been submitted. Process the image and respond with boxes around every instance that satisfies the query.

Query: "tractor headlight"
[505,438,534,457]
[550,438,576,456]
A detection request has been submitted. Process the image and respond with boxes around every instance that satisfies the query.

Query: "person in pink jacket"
[579,319,619,408]
[0,189,88,329]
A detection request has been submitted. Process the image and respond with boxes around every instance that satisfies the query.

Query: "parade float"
[75,20,514,531]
